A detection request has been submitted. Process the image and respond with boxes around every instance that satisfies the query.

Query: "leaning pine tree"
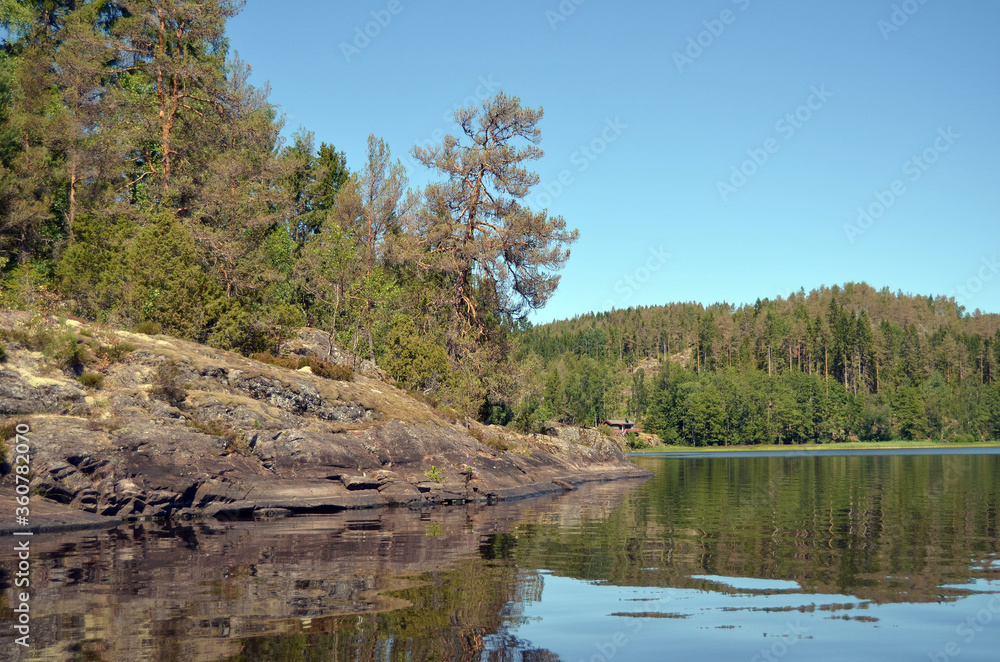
[406,91,578,419]
[409,91,578,343]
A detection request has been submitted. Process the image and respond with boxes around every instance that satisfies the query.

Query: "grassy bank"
[630,439,1000,453]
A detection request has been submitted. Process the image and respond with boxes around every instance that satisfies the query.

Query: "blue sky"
[227,1,1000,323]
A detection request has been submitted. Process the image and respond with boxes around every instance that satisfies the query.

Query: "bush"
[468,427,511,452]
[134,321,162,335]
[188,418,247,454]
[94,341,136,364]
[422,465,444,482]
[0,417,28,464]
[1,320,54,352]
[625,431,646,450]
[250,352,354,382]
[78,371,104,389]
[0,341,6,362]
[55,331,90,374]
[151,360,187,406]
[308,359,353,382]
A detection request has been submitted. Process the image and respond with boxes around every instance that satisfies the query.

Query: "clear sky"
[227,0,1000,323]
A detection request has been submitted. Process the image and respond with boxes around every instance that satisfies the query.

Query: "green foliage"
[422,465,444,483]
[0,340,5,362]
[151,360,187,407]
[188,418,246,455]
[0,417,28,464]
[134,321,161,335]
[624,431,646,450]
[250,352,353,382]
[54,329,89,374]
[94,340,136,364]
[857,399,892,441]
[380,315,451,393]
[77,371,104,389]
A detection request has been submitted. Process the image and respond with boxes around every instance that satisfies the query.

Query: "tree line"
[515,283,1000,443]
[0,0,577,419]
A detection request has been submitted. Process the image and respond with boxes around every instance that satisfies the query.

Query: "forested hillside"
[515,283,1000,445]
[0,0,576,420]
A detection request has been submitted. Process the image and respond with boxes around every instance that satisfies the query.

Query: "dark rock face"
[0,317,650,533]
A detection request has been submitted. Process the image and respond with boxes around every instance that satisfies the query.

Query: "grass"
[77,371,105,389]
[467,426,511,452]
[630,439,1000,453]
[251,352,354,382]
[188,417,249,455]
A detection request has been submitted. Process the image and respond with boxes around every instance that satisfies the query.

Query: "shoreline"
[0,470,652,537]
[629,440,1000,457]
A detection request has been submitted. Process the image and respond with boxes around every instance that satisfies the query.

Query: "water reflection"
[0,482,636,661]
[3,452,1000,661]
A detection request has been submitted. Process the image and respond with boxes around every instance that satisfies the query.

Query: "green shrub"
[78,371,104,389]
[625,431,646,450]
[422,465,444,482]
[0,417,28,464]
[94,341,136,364]
[0,341,6,362]
[308,359,353,382]
[55,331,90,374]
[151,360,187,406]
[250,352,354,382]
[134,321,162,335]
[1,320,54,352]
[468,427,511,452]
[188,418,246,454]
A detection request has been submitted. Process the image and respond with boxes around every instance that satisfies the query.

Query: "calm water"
[3,450,1000,661]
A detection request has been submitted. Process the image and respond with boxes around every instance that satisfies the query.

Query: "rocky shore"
[0,312,649,533]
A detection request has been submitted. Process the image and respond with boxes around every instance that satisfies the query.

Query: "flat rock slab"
[0,488,122,534]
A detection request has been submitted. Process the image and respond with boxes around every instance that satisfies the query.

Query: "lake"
[3,449,1000,661]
